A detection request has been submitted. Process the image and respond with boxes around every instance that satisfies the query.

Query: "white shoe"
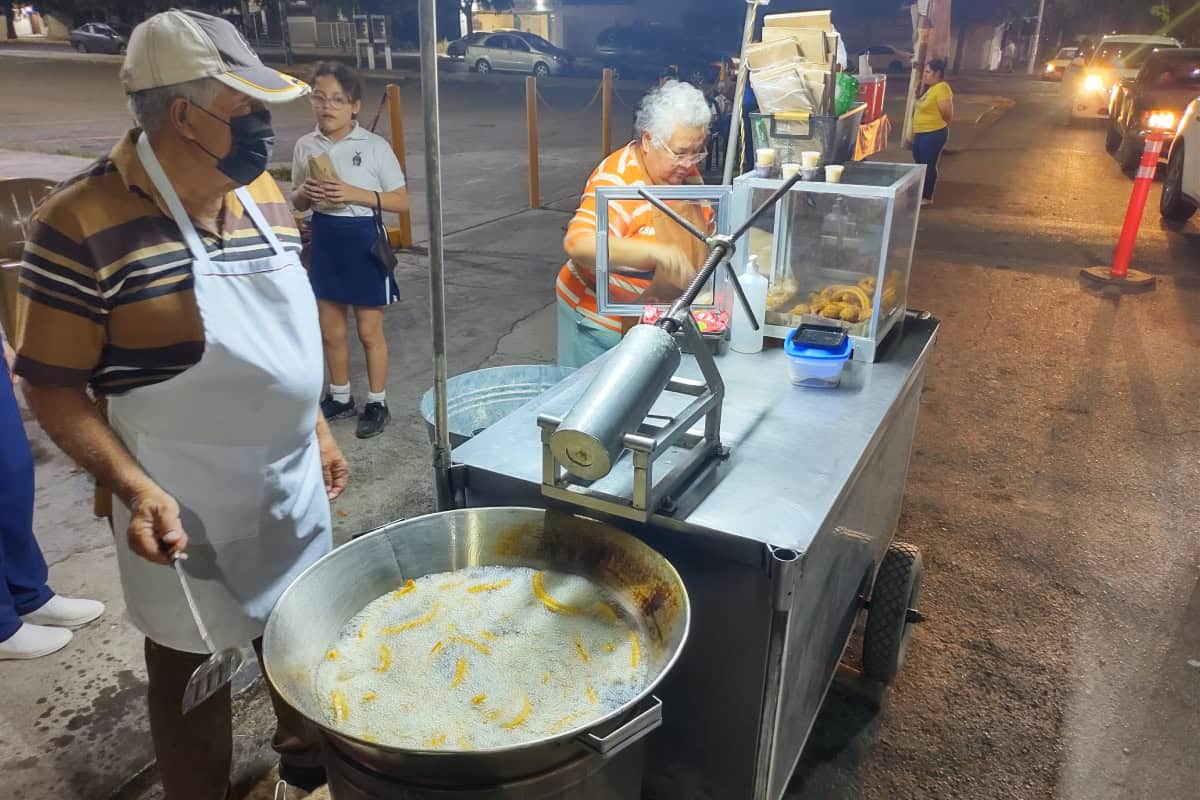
[21,595,105,629]
[0,623,73,660]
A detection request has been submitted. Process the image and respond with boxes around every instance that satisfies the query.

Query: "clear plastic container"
[783,328,852,388]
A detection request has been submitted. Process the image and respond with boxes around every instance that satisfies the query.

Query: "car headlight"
[1083,74,1105,93]
[1045,63,1056,73]
[1146,111,1178,131]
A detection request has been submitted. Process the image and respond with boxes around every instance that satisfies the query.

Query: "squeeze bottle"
[730,255,769,354]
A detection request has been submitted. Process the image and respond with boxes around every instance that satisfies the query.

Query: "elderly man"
[14,10,346,798]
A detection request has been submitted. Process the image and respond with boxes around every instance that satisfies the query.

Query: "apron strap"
[236,187,287,256]
[135,133,212,267]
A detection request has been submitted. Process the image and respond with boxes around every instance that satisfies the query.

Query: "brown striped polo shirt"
[13,129,302,395]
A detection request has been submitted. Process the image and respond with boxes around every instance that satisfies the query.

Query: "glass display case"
[731,162,923,361]
[592,164,923,362]
[593,185,733,319]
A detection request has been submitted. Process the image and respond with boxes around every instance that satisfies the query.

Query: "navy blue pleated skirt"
[308,212,399,307]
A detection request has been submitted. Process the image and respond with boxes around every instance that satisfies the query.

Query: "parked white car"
[1160,96,1200,221]
[857,45,912,74]
[1067,34,1182,123]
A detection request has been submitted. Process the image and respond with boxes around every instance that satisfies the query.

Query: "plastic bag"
[835,72,860,117]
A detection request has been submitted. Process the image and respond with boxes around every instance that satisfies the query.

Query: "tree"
[459,0,514,36]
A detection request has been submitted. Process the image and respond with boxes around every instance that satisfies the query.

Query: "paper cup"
[825,164,845,184]
[781,163,801,181]
[801,151,821,169]
[756,148,777,168]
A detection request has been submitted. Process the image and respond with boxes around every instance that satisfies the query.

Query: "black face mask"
[189,105,275,186]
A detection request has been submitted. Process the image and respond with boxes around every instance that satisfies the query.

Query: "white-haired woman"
[557,79,714,367]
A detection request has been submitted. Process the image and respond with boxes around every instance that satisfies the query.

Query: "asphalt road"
[1,48,1196,800]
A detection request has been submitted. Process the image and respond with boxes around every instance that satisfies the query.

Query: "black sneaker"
[356,401,390,439]
[321,395,356,421]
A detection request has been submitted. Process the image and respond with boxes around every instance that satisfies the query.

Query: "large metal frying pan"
[262,507,690,786]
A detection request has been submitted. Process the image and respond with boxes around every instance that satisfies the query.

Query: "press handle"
[577,695,663,758]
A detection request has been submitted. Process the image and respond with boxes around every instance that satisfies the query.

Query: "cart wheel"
[862,542,923,684]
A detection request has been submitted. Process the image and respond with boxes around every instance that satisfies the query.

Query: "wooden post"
[526,76,540,209]
[386,83,413,248]
[601,68,613,158]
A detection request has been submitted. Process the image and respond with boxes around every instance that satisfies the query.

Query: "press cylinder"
[551,324,681,481]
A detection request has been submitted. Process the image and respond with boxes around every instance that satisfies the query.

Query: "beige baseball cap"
[121,9,309,103]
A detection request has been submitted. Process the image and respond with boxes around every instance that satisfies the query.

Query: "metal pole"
[527,76,540,208]
[277,0,292,66]
[722,0,760,185]
[601,68,613,158]
[1027,0,1046,76]
[386,84,414,248]
[902,2,931,148]
[418,0,453,510]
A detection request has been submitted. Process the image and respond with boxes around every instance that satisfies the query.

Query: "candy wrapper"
[640,306,730,334]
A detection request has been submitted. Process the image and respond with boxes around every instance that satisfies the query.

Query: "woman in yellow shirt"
[911,58,954,207]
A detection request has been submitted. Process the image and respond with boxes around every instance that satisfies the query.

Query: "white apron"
[107,134,332,654]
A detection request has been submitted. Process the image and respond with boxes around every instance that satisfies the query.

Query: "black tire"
[533,62,550,79]
[1118,131,1142,174]
[888,60,905,74]
[74,41,87,53]
[474,59,491,75]
[1105,120,1122,153]
[1161,145,1197,222]
[862,542,923,684]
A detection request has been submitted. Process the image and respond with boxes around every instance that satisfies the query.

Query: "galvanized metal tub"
[262,507,689,788]
[419,365,574,447]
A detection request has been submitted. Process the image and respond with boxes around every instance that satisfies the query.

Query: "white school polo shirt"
[291,122,406,218]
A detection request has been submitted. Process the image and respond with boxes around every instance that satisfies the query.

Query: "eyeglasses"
[310,93,351,110]
[654,137,708,166]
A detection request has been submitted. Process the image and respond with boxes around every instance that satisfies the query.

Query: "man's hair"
[128,77,221,134]
[928,58,948,78]
[310,60,364,103]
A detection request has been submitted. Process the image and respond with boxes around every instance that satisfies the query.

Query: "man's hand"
[127,485,189,565]
[316,420,349,501]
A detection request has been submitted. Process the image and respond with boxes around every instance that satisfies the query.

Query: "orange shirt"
[558,143,704,332]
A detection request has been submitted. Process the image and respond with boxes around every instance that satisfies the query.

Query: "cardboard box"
[745,37,802,71]
[764,10,832,32]
[761,26,830,64]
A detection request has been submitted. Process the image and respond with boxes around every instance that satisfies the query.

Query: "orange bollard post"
[1081,124,1170,290]
[386,84,413,248]
[527,76,540,209]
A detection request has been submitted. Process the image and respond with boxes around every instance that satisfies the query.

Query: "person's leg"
[145,638,233,800]
[924,127,948,201]
[353,306,388,396]
[353,305,391,438]
[0,363,52,632]
[251,639,326,790]
[317,300,351,388]
[912,131,940,201]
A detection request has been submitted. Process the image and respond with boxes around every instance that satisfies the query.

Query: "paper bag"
[307,154,346,212]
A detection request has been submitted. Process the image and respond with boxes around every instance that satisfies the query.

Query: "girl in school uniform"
[292,61,410,439]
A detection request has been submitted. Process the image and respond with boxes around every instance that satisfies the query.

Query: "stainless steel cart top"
[453,318,938,556]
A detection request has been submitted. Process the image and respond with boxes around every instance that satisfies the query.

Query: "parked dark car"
[1107,48,1200,172]
[595,25,721,83]
[69,22,128,54]
[447,30,490,60]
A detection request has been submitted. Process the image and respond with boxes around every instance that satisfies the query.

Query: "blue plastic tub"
[783,328,853,388]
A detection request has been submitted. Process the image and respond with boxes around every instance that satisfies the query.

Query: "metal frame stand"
[537,314,726,523]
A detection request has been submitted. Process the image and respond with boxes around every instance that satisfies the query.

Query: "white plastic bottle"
[730,255,769,354]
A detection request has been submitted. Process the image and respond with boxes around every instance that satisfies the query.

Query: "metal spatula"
[173,557,245,714]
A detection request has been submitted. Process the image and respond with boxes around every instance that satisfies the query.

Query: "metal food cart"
[388,0,938,794]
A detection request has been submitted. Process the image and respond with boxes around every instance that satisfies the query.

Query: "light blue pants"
[556,297,621,368]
